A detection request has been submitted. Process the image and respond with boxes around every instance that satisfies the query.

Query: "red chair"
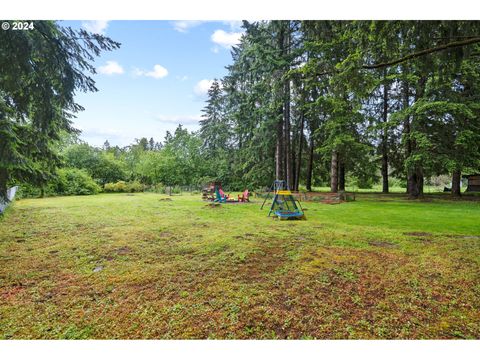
[238,189,250,202]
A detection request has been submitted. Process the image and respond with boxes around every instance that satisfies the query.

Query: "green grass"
[1,192,479,339]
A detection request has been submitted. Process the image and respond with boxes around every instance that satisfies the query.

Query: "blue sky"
[62,20,244,147]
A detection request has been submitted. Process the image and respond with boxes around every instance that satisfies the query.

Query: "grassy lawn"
[1,193,479,339]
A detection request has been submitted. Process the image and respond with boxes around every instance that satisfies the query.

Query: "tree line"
[14,128,219,198]
[199,21,480,197]
[1,21,480,200]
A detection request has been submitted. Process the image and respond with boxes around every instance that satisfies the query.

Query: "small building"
[466,174,480,192]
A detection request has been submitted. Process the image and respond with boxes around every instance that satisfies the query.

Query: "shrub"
[104,182,116,193]
[357,178,374,189]
[389,177,407,189]
[14,183,43,199]
[427,175,451,188]
[53,168,101,196]
[10,169,100,199]
[146,183,165,193]
[113,181,127,192]
[104,180,144,193]
[64,144,126,185]
[104,181,126,192]
[126,181,144,193]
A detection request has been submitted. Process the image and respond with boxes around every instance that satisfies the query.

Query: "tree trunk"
[416,167,424,196]
[283,23,293,190]
[381,153,389,193]
[403,80,414,195]
[276,21,291,185]
[409,76,427,198]
[306,135,314,192]
[408,173,418,198]
[275,113,284,180]
[330,151,338,193]
[291,134,296,190]
[0,168,8,202]
[381,73,389,193]
[294,113,305,191]
[408,167,424,198]
[284,81,293,189]
[338,161,345,191]
[451,170,461,197]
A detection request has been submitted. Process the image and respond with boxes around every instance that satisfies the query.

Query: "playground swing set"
[261,180,306,220]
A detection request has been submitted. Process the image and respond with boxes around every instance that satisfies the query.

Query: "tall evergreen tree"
[0,21,120,200]
[199,79,230,155]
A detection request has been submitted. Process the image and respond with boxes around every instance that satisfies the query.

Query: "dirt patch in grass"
[368,241,397,248]
[0,285,26,302]
[116,246,132,255]
[205,203,221,208]
[445,234,480,240]
[233,234,256,240]
[403,232,432,237]
[234,244,287,283]
[104,246,133,261]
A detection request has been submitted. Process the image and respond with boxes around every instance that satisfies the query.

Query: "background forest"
[4,20,480,199]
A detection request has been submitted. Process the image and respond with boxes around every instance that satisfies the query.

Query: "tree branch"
[362,37,480,70]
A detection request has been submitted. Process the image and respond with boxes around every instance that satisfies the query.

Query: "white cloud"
[172,20,205,33]
[79,126,135,146]
[133,64,169,79]
[82,20,109,35]
[80,126,123,138]
[146,64,169,79]
[172,20,243,33]
[154,114,202,125]
[211,29,243,49]
[176,75,189,81]
[194,79,215,97]
[222,21,243,31]
[98,61,124,75]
